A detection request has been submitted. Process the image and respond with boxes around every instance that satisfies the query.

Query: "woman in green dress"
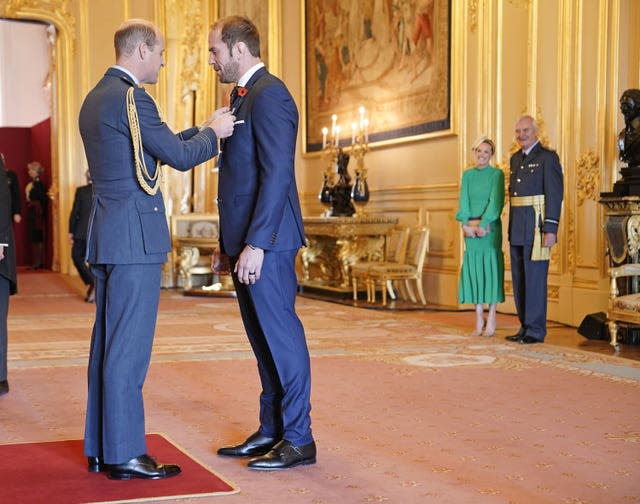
[455,137,505,336]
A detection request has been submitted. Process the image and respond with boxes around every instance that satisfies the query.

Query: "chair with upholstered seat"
[351,225,410,302]
[607,263,640,352]
[353,226,430,306]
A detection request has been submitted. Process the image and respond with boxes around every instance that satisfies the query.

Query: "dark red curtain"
[0,118,51,267]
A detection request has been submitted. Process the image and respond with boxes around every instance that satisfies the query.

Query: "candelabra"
[318,107,370,217]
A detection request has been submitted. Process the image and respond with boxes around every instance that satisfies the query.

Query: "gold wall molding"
[468,0,479,33]
[576,149,600,206]
[3,0,76,52]
[176,0,204,96]
[506,0,531,8]
[567,210,576,273]
[1,0,78,273]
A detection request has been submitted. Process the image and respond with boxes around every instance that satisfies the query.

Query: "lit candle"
[358,106,365,130]
[331,114,337,138]
[363,118,369,144]
[322,127,328,150]
[351,122,357,145]
[335,125,341,147]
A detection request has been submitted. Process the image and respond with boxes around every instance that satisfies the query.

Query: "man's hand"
[543,232,557,247]
[68,233,74,245]
[235,245,264,285]
[0,245,4,261]
[203,107,235,139]
[13,214,21,223]
[211,247,231,275]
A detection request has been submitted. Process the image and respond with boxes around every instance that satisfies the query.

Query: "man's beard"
[219,60,240,84]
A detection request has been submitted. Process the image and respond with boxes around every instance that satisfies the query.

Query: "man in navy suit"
[506,115,563,344]
[0,155,17,397]
[79,18,234,480]
[68,172,95,302]
[209,16,315,470]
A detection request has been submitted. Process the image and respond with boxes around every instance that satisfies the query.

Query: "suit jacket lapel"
[233,67,268,113]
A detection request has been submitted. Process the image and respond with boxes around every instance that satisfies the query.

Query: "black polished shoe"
[520,335,542,344]
[107,454,181,480]
[87,456,105,473]
[247,440,316,471]
[505,328,525,342]
[217,431,280,458]
[0,380,8,396]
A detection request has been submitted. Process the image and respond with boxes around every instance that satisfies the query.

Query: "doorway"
[0,18,53,268]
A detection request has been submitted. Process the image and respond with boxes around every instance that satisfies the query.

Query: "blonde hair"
[27,161,45,175]
[472,136,495,154]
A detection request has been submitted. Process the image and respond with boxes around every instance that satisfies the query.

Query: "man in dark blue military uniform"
[506,115,563,344]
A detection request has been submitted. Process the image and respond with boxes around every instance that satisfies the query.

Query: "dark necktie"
[230,86,239,107]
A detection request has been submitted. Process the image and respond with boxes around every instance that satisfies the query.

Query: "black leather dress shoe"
[107,454,181,480]
[217,431,280,458]
[247,440,316,471]
[505,329,525,342]
[520,335,542,344]
[0,380,8,396]
[87,456,105,473]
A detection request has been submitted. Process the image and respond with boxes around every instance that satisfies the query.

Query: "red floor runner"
[1,433,238,503]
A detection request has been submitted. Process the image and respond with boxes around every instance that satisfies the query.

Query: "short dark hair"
[114,19,158,59]
[211,16,261,58]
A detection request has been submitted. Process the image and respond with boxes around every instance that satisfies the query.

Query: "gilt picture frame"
[302,0,451,154]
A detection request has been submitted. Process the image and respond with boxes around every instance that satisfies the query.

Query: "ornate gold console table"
[297,216,398,294]
[599,195,640,349]
[599,196,640,266]
[170,214,234,296]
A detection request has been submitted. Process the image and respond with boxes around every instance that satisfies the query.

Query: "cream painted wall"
[286,0,640,324]
[0,20,50,127]
[2,0,639,326]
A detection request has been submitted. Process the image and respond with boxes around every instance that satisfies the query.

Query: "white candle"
[335,125,341,146]
[331,114,337,138]
[364,118,369,144]
[322,127,328,150]
[351,122,357,145]
[358,106,365,130]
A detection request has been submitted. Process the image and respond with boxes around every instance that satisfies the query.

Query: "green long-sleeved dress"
[455,166,505,304]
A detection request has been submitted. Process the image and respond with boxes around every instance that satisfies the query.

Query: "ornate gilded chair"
[353,226,430,306]
[351,225,410,302]
[607,263,640,352]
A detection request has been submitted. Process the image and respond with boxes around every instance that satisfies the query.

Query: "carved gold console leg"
[381,276,388,306]
[352,276,359,301]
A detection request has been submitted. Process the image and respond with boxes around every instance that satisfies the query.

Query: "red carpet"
[1,433,238,503]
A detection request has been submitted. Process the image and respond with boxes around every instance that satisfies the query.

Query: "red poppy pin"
[237,86,248,97]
